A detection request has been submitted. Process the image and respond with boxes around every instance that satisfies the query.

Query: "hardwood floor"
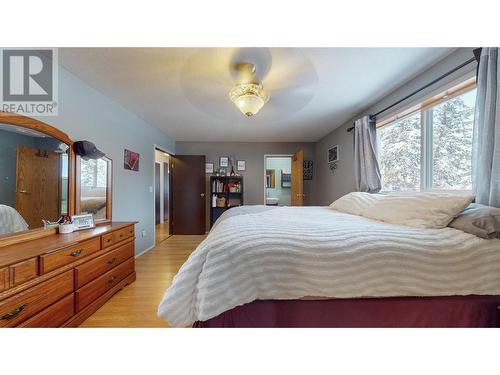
[79,235,205,328]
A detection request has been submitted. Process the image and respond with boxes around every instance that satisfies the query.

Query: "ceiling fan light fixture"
[229,82,268,117]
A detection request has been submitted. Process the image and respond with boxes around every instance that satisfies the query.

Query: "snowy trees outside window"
[378,86,476,192]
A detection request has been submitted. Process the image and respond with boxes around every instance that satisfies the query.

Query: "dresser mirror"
[0,121,72,236]
[75,155,112,223]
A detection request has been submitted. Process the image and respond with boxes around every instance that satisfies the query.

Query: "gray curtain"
[354,115,382,193]
[472,47,500,207]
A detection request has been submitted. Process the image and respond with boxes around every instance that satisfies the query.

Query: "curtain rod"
[347,56,477,132]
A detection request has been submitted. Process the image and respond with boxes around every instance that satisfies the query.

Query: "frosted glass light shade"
[235,94,265,116]
[229,83,268,117]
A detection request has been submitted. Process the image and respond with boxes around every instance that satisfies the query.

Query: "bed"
[0,204,29,235]
[157,205,500,328]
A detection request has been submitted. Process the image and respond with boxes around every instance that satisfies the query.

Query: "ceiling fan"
[180,48,318,122]
[229,62,269,117]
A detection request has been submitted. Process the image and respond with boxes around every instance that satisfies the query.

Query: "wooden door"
[291,149,304,206]
[155,163,161,225]
[163,162,169,223]
[16,146,61,228]
[171,155,206,234]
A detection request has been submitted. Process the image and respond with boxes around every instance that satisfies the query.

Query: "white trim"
[135,243,155,259]
[153,144,172,241]
[263,154,293,205]
[376,69,476,125]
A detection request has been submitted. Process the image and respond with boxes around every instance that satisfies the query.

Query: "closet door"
[171,155,206,234]
[155,163,161,225]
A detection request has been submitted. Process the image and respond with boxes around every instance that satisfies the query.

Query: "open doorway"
[155,148,170,244]
[264,155,292,206]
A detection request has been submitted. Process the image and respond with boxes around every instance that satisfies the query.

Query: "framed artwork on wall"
[328,145,339,163]
[303,160,313,180]
[237,160,246,171]
[219,156,229,167]
[124,149,140,171]
[205,163,214,174]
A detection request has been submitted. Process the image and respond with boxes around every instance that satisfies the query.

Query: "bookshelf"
[210,176,243,228]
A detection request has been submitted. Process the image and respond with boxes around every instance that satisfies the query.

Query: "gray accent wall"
[176,141,315,231]
[313,48,477,206]
[35,65,176,255]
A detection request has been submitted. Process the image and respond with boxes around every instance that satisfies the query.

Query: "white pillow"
[329,192,384,216]
[362,192,475,229]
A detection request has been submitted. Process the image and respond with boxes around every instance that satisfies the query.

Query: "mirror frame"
[0,112,76,244]
[75,155,113,224]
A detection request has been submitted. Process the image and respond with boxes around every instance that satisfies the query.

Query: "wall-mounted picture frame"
[303,160,313,180]
[219,156,229,167]
[124,149,140,171]
[205,163,214,174]
[237,160,246,171]
[71,214,95,231]
[328,145,339,163]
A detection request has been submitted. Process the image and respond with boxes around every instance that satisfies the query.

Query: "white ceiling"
[59,48,454,142]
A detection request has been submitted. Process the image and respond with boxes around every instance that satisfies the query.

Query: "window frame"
[377,77,476,193]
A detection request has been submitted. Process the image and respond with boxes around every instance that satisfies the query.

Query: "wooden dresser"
[0,222,136,327]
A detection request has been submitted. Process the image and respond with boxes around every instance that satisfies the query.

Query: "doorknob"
[200,193,205,197]
[18,190,28,194]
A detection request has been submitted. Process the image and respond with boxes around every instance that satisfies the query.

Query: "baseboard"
[135,244,155,258]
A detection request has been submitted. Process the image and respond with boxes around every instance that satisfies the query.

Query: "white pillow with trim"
[329,192,384,216]
[362,192,474,229]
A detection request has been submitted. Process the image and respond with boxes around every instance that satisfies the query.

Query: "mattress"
[158,205,500,327]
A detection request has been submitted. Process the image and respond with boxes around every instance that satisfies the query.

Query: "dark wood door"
[155,163,160,225]
[163,162,169,222]
[171,155,206,234]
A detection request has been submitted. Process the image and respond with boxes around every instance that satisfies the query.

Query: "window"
[378,79,476,192]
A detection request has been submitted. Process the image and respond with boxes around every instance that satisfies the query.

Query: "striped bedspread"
[157,206,500,327]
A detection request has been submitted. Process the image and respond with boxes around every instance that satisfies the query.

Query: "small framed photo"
[328,145,339,163]
[218,168,227,176]
[205,163,214,174]
[219,156,229,167]
[237,160,246,171]
[71,214,95,231]
[124,149,140,171]
[303,160,313,180]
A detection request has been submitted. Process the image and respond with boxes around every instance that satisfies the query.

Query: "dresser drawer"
[0,268,8,292]
[75,241,134,289]
[9,258,38,287]
[0,270,74,327]
[18,294,74,328]
[39,237,101,274]
[76,258,134,312]
[102,226,134,248]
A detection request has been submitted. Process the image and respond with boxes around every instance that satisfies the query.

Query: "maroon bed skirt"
[193,296,500,328]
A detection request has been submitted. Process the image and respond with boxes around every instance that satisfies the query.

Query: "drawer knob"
[107,257,117,265]
[68,249,83,257]
[0,304,27,320]
[108,276,116,283]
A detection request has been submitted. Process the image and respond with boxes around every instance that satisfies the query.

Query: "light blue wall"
[313,48,477,205]
[35,65,175,255]
[266,157,291,206]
